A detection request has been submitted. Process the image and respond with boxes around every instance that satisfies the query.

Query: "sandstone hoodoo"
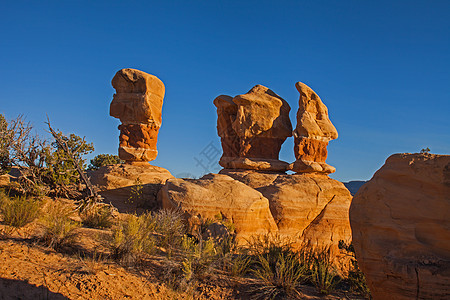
[350,153,450,300]
[110,68,165,162]
[214,85,292,172]
[90,68,174,212]
[290,82,338,174]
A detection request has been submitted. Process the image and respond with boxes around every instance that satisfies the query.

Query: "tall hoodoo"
[214,85,292,172]
[290,82,338,174]
[110,68,165,162]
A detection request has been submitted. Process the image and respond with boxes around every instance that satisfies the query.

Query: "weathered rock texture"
[291,82,337,174]
[220,170,352,250]
[110,68,165,162]
[350,153,450,300]
[158,174,278,242]
[89,163,173,214]
[159,170,352,254]
[214,85,292,172]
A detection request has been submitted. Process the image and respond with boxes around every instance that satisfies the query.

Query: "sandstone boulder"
[158,173,278,243]
[89,163,173,214]
[350,153,450,300]
[214,85,292,171]
[290,82,337,174]
[110,68,165,162]
[220,169,352,250]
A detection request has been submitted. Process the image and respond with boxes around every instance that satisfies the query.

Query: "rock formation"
[89,164,173,214]
[110,68,165,162]
[350,153,450,300]
[158,174,278,242]
[290,82,337,174]
[214,85,292,172]
[220,170,352,250]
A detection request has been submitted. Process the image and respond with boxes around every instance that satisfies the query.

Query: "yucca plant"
[309,247,341,294]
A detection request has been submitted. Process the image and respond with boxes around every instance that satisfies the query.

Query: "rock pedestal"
[290,82,337,174]
[110,68,165,162]
[214,85,292,172]
[350,153,450,300]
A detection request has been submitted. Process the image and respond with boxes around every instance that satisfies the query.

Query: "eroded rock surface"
[89,163,173,214]
[110,68,165,162]
[220,169,352,250]
[290,82,337,174]
[158,173,278,243]
[350,153,450,300]
[214,85,292,172]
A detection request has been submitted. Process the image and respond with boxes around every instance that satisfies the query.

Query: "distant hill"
[343,180,367,195]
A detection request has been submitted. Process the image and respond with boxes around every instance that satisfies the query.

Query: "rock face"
[158,170,352,253]
[89,163,173,214]
[110,68,165,162]
[158,173,278,242]
[214,85,292,172]
[350,153,450,300]
[220,170,352,250]
[290,82,337,174]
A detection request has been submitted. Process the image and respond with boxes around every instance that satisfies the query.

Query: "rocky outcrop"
[89,163,173,214]
[350,153,450,300]
[110,68,165,162]
[158,169,352,252]
[214,85,292,172]
[290,82,337,174]
[220,169,352,250]
[158,173,278,242]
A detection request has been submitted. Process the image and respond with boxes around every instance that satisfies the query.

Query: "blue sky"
[1,1,449,181]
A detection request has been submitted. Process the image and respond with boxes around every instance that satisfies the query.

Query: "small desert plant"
[339,241,371,299]
[127,177,143,204]
[88,153,123,170]
[111,213,157,263]
[420,147,431,154]
[153,209,186,254]
[181,235,218,282]
[309,247,341,295]
[250,247,308,299]
[80,204,113,229]
[39,201,80,249]
[0,193,41,227]
[230,253,253,277]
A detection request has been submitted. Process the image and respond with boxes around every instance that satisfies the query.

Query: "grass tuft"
[0,193,41,227]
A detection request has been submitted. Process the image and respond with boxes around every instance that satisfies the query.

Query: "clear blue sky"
[1,1,449,181]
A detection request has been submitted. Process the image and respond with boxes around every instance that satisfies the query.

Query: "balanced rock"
[110,68,165,162]
[89,163,173,214]
[158,173,278,243]
[214,85,292,172]
[220,169,352,251]
[350,153,450,299]
[290,82,337,174]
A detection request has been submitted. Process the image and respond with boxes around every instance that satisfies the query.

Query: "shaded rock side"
[214,85,292,171]
[158,173,278,243]
[110,68,165,162]
[291,82,337,174]
[350,153,450,300]
[220,169,352,250]
[89,163,173,214]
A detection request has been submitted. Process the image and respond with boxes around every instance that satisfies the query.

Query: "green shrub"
[111,213,157,263]
[339,241,371,299]
[0,194,41,227]
[39,201,80,249]
[309,247,341,295]
[80,204,113,229]
[126,178,143,204]
[88,154,123,170]
[248,239,309,299]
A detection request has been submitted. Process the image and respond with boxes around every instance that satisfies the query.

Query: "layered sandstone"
[158,173,278,242]
[220,169,352,250]
[110,68,165,162]
[290,82,337,174]
[214,85,292,172]
[350,153,450,300]
[89,163,173,214]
